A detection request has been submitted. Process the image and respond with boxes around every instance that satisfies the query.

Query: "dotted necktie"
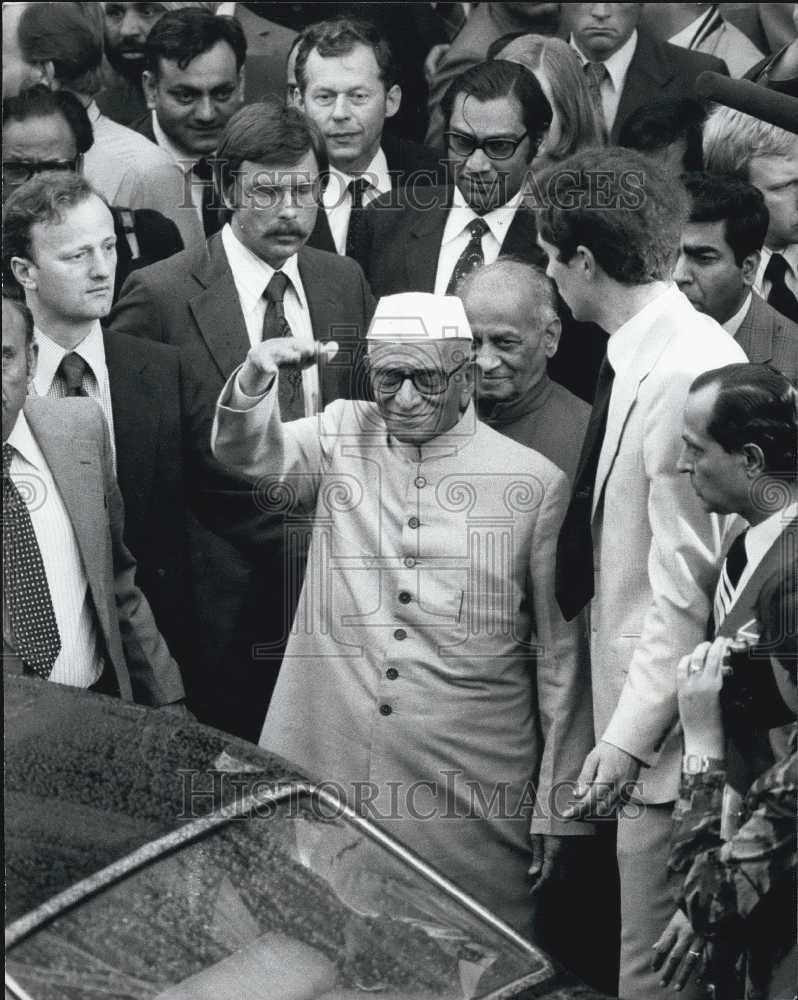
[2,442,61,677]
[262,271,305,422]
[584,61,609,137]
[192,157,224,238]
[764,252,798,323]
[555,353,615,620]
[57,351,89,397]
[345,177,370,265]
[446,217,489,295]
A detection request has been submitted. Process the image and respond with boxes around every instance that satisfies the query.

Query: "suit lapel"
[407,188,449,292]
[298,250,342,404]
[188,234,251,381]
[308,196,338,254]
[611,33,676,141]
[719,517,798,637]
[25,403,113,642]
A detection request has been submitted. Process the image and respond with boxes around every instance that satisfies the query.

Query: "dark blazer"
[103,330,192,668]
[3,397,185,706]
[360,185,607,401]
[111,207,183,302]
[610,29,729,141]
[735,291,798,385]
[107,232,375,739]
[306,131,445,256]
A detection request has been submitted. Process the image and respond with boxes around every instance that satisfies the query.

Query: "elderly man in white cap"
[212,292,594,934]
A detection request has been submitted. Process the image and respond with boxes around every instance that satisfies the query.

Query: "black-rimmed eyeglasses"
[369,357,471,397]
[3,157,81,186]
[444,130,529,161]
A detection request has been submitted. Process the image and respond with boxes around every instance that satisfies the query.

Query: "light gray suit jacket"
[3,397,185,706]
[735,291,798,386]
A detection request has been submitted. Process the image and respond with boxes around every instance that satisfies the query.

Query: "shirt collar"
[86,100,102,125]
[723,292,752,338]
[570,28,638,90]
[388,400,479,463]
[6,409,41,472]
[606,282,677,379]
[478,372,553,427]
[220,222,307,311]
[323,146,391,208]
[443,185,523,246]
[32,321,106,397]
[151,111,202,171]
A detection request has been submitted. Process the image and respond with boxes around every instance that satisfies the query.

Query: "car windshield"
[6,788,547,999]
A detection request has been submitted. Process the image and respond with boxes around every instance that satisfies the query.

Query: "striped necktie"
[714,528,749,626]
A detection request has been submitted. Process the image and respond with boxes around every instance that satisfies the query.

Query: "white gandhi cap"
[366,292,473,342]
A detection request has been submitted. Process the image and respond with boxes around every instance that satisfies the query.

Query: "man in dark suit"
[2,295,185,707]
[294,16,442,262]
[562,2,727,142]
[3,171,194,676]
[675,173,798,384]
[109,99,375,739]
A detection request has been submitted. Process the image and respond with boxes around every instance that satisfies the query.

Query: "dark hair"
[3,172,100,268]
[216,98,327,196]
[2,294,35,346]
[2,86,94,155]
[682,172,769,266]
[536,146,688,284]
[294,16,396,93]
[691,363,798,482]
[144,8,247,76]
[618,97,707,173]
[18,1,104,95]
[441,60,552,157]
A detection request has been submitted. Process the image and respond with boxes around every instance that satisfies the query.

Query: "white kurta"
[213,384,594,930]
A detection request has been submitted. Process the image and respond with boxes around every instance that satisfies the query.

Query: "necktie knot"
[585,61,609,84]
[57,352,89,396]
[765,252,788,283]
[264,271,290,304]
[348,177,370,208]
[467,218,489,241]
[192,157,213,181]
[2,442,14,479]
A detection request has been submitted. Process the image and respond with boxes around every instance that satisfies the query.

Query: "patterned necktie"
[446,217,489,295]
[764,252,798,323]
[555,354,615,620]
[345,177,370,265]
[584,61,609,136]
[192,157,224,238]
[2,442,61,677]
[57,351,89,397]
[713,529,749,626]
[262,271,305,421]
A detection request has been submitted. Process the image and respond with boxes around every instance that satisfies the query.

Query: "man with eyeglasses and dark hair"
[2,86,183,300]
[359,59,550,301]
[212,290,594,938]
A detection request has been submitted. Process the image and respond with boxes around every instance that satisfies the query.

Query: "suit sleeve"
[529,468,595,836]
[602,372,728,764]
[101,409,186,706]
[108,268,166,343]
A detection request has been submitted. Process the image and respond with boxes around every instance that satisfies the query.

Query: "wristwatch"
[683,754,726,774]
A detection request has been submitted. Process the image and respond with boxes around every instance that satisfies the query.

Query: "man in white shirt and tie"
[295,16,442,262]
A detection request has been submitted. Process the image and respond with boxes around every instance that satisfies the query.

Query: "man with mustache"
[109,98,375,739]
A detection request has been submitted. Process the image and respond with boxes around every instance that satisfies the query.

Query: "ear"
[740,250,760,288]
[10,256,37,292]
[26,341,39,384]
[75,153,85,175]
[142,70,158,109]
[742,442,767,478]
[297,88,307,112]
[542,315,562,359]
[236,69,246,102]
[384,83,401,119]
[41,60,56,90]
[575,244,597,278]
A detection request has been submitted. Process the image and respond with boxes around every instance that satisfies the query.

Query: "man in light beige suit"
[537,147,747,1000]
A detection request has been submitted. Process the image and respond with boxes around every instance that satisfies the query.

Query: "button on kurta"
[379,703,392,716]
[394,628,407,640]
[386,667,398,680]
[414,476,427,488]
[408,517,420,529]
[403,557,416,568]
[398,591,412,604]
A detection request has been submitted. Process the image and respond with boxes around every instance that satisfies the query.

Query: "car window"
[6,788,549,999]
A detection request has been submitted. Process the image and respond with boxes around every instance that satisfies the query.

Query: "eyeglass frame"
[367,356,472,397]
[443,129,531,161]
[2,156,82,184]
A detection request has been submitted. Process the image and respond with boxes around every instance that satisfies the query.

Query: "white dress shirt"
[151,111,205,223]
[5,411,103,688]
[723,292,753,338]
[322,147,392,255]
[434,186,523,294]
[570,29,638,132]
[755,244,798,303]
[32,323,117,469]
[220,223,320,414]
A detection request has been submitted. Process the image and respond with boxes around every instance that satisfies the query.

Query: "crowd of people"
[2,4,797,999]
